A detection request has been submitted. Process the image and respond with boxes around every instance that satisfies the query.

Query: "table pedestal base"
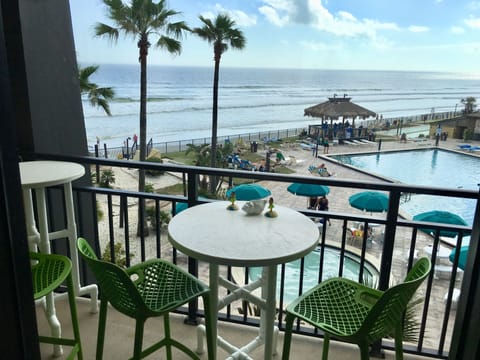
[197,324,279,360]
[196,264,278,360]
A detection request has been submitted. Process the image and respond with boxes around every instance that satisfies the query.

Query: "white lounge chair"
[352,139,367,145]
[359,139,376,145]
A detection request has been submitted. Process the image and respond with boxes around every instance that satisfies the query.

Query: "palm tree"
[78,65,115,116]
[94,0,189,196]
[95,0,189,235]
[192,14,246,172]
[461,96,476,114]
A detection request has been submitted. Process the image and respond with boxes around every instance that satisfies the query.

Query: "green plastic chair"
[30,251,82,359]
[282,257,431,360]
[77,237,214,360]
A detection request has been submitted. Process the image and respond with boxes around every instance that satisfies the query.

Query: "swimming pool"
[331,149,478,225]
[249,245,379,304]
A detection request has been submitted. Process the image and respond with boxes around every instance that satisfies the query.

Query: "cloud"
[451,26,465,34]
[200,4,257,27]
[259,0,400,40]
[467,1,480,10]
[408,25,430,33]
[465,17,480,28]
[259,0,324,27]
[258,5,288,26]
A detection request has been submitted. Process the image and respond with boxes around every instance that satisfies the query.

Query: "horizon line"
[76,62,480,75]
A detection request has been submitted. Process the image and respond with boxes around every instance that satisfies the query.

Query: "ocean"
[83,64,480,147]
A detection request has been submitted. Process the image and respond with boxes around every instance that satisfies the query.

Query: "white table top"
[168,201,319,267]
[19,161,85,189]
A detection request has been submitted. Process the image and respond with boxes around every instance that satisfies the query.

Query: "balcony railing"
[30,152,478,359]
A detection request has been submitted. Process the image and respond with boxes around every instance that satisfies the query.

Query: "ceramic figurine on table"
[227,191,239,210]
[265,197,278,218]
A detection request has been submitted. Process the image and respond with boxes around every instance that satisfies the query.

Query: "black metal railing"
[29,152,478,359]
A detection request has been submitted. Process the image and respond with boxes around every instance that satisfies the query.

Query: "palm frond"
[78,65,115,116]
[94,23,120,41]
[156,36,181,54]
[166,21,190,37]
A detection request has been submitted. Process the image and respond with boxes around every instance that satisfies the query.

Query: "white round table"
[20,161,98,356]
[168,201,319,359]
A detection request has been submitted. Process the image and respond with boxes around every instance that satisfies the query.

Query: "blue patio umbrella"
[173,202,188,215]
[287,183,330,197]
[172,197,208,215]
[449,246,469,270]
[348,191,389,213]
[226,183,271,201]
[413,210,470,238]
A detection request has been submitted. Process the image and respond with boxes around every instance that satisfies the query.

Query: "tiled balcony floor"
[38,297,431,359]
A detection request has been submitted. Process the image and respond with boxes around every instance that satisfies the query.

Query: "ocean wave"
[84,93,461,119]
[104,89,473,104]
[110,96,188,103]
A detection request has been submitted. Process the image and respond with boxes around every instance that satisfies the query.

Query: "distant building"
[429,111,480,140]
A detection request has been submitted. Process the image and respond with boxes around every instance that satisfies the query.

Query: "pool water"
[249,246,379,304]
[332,149,478,226]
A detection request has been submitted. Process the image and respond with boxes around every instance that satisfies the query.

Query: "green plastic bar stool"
[77,237,215,360]
[282,257,431,360]
[30,251,82,359]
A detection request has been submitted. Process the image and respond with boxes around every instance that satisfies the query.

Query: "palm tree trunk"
[137,36,149,236]
[139,48,147,188]
[210,58,220,194]
[211,59,220,168]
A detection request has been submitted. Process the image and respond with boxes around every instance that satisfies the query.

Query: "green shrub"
[144,183,155,193]
[100,169,115,188]
[159,210,171,226]
[145,206,171,229]
[145,156,164,176]
[463,128,473,141]
[102,242,132,267]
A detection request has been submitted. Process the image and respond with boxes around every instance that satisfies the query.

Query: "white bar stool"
[20,160,98,356]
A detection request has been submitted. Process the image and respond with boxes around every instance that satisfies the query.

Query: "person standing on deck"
[435,124,442,146]
[323,137,329,154]
[318,196,331,226]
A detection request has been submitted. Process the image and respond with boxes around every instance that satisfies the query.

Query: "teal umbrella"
[172,197,208,215]
[413,210,470,238]
[226,183,271,201]
[287,183,330,197]
[449,246,469,270]
[348,191,389,213]
[173,202,188,215]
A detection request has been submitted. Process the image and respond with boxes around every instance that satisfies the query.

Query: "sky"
[70,0,480,73]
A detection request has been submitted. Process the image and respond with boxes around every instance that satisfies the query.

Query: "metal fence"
[93,110,457,159]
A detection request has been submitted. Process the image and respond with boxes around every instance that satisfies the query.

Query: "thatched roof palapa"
[304,95,376,123]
